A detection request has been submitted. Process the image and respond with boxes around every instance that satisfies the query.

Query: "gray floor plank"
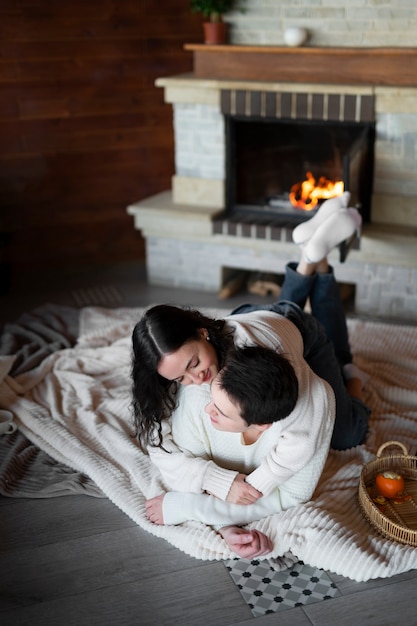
[0,562,251,626]
[1,495,136,550]
[229,605,314,626]
[303,576,417,625]
[0,525,213,610]
[329,566,417,595]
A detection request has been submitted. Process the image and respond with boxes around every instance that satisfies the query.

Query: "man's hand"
[145,494,165,525]
[226,473,263,504]
[219,525,273,558]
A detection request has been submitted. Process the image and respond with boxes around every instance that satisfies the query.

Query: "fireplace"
[211,89,376,259]
[226,118,375,224]
[222,89,375,226]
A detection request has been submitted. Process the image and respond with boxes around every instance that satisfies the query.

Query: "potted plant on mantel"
[190,0,243,45]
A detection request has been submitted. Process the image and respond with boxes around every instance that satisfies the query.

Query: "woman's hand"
[219,525,273,558]
[145,494,165,525]
[226,473,263,505]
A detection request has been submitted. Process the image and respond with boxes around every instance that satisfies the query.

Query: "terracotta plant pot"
[203,21,228,45]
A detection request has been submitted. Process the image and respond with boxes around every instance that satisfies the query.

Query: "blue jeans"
[230,262,370,450]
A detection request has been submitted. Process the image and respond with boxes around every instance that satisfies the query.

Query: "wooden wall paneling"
[0,0,201,281]
[14,84,164,119]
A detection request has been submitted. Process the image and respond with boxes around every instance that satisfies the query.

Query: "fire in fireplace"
[289,171,344,211]
[225,116,375,224]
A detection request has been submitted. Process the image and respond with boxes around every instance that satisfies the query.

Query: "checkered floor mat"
[224,558,340,617]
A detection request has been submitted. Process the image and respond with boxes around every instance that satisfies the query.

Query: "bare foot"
[145,494,165,525]
[346,377,366,403]
[219,525,273,558]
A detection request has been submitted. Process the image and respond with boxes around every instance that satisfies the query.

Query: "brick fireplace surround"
[128,46,417,323]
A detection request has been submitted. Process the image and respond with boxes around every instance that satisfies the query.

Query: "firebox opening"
[225,117,375,224]
[219,266,356,312]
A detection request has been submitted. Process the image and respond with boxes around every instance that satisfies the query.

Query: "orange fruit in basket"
[375,471,405,499]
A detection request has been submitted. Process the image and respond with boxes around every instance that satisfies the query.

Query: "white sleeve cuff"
[202,466,239,501]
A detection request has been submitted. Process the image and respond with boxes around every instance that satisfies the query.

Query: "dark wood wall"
[0,0,202,285]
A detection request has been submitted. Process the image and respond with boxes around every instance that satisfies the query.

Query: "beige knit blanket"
[1,306,417,582]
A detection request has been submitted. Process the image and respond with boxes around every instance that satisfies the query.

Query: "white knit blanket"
[1,306,417,582]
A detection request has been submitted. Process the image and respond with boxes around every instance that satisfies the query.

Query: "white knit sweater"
[149,310,335,524]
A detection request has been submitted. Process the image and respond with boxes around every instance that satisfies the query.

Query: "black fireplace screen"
[225,116,375,224]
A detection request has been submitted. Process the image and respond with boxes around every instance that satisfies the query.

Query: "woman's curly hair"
[131,304,232,451]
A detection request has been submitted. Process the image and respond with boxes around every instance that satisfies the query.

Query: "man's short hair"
[218,345,298,425]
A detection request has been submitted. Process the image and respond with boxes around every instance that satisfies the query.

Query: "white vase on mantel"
[284,26,308,47]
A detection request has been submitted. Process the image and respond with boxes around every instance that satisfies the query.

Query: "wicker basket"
[358,440,417,545]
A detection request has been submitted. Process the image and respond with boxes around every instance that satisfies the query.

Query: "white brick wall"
[375,113,417,197]
[174,104,225,179]
[145,235,417,322]
[227,0,417,47]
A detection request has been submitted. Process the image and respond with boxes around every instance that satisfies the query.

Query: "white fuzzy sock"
[303,207,361,263]
[292,191,351,245]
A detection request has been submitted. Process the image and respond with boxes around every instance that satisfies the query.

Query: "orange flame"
[289,172,344,210]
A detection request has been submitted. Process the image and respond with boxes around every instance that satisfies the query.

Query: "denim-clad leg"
[230,262,370,449]
[282,262,352,366]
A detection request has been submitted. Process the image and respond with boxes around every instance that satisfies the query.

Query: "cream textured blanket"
[1,306,417,582]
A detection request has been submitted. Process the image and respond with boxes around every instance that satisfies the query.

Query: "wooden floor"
[1,260,417,626]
